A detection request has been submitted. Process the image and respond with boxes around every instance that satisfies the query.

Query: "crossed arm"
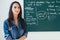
[3,20,28,40]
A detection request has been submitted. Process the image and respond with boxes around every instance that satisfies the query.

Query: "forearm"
[6,36,12,40]
[18,35,26,40]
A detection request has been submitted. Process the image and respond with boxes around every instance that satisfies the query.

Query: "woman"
[3,1,28,40]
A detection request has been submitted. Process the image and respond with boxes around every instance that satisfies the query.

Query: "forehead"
[12,3,20,7]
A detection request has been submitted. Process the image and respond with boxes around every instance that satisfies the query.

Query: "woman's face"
[12,3,20,15]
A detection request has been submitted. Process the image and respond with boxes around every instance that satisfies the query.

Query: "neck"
[13,15,18,21]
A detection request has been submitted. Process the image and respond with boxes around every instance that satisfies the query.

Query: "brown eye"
[14,6,16,8]
[18,7,20,9]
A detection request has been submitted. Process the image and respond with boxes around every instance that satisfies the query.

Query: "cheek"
[17,9,20,14]
[12,8,15,13]
[19,9,20,13]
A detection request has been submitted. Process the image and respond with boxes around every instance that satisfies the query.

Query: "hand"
[18,35,26,40]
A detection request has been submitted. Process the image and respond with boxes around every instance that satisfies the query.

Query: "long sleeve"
[24,26,28,37]
[3,20,13,40]
[23,19,28,37]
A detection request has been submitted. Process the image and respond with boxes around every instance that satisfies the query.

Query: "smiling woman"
[3,1,28,40]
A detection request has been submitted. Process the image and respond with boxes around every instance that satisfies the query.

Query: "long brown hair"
[8,1,26,29]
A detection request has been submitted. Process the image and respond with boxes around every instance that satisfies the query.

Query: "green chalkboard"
[24,0,60,31]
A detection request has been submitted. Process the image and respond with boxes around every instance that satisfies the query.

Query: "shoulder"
[3,19,9,29]
[4,19,8,25]
[21,18,25,21]
[21,18,26,23]
[21,18,26,25]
